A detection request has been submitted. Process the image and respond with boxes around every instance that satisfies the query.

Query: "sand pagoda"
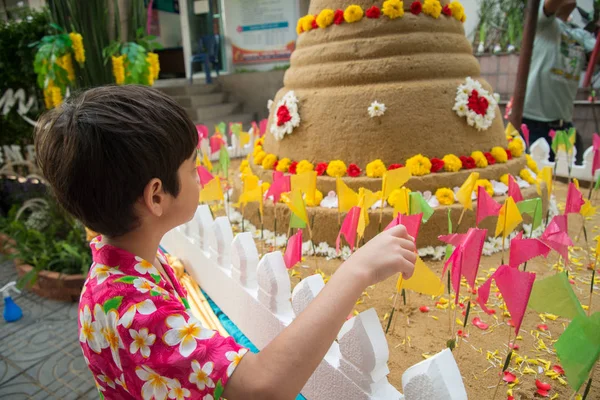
[248,0,543,247]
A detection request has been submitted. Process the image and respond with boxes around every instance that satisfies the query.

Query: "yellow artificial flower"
[262,154,278,170]
[491,146,508,163]
[146,52,160,85]
[388,188,411,207]
[296,160,315,174]
[276,157,291,172]
[526,154,539,173]
[344,5,364,23]
[255,137,264,147]
[306,189,324,207]
[448,1,465,22]
[475,179,494,197]
[57,54,75,82]
[252,145,263,157]
[301,15,315,32]
[471,151,488,169]
[69,32,85,64]
[254,151,267,165]
[435,188,455,205]
[508,139,525,157]
[382,0,404,19]
[443,154,462,172]
[423,0,442,19]
[520,169,536,184]
[366,159,386,178]
[406,154,432,176]
[112,55,126,85]
[327,160,347,177]
[316,9,335,28]
[239,159,249,172]
[500,174,509,186]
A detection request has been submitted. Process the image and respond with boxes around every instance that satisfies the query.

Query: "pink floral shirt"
[79,236,247,400]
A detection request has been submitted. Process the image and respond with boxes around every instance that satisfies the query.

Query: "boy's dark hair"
[35,85,198,237]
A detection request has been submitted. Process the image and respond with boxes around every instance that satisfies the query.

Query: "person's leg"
[522,118,555,161]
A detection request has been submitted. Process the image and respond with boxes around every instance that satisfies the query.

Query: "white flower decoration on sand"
[270,91,300,141]
[267,99,273,111]
[453,77,497,131]
[368,101,386,118]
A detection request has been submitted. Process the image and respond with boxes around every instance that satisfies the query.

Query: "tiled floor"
[0,259,98,399]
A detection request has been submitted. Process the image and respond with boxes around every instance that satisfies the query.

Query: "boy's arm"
[543,0,568,17]
[223,225,416,400]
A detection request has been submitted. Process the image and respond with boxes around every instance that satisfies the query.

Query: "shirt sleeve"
[117,284,247,400]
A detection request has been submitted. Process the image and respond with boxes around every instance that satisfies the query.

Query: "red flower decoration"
[365,5,381,18]
[419,306,430,313]
[431,158,445,172]
[315,162,328,176]
[288,161,298,175]
[442,5,452,16]
[505,148,513,160]
[460,156,476,169]
[467,89,490,116]
[507,319,515,327]
[509,342,520,350]
[347,163,362,177]
[503,371,517,383]
[535,380,551,397]
[472,317,489,330]
[410,1,422,15]
[552,365,565,375]
[484,152,496,165]
[311,16,318,29]
[537,324,548,331]
[388,163,404,170]
[333,9,344,25]
[276,104,292,126]
[457,329,469,338]
[273,160,279,170]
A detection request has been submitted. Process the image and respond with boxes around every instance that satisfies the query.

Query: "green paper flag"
[216,122,227,136]
[528,272,585,319]
[219,146,230,179]
[595,174,600,190]
[230,123,243,137]
[445,209,453,260]
[290,212,307,229]
[554,312,600,391]
[517,198,543,230]
[551,130,575,154]
[409,192,434,223]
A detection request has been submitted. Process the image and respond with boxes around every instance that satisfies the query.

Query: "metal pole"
[509,0,542,128]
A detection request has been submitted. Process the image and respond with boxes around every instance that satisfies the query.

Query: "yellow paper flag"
[382,167,412,200]
[357,193,369,240]
[243,174,259,192]
[393,187,411,216]
[358,188,380,210]
[291,171,317,204]
[285,188,309,226]
[505,122,519,137]
[239,132,251,146]
[202,153,213,172]
[581,200,597,218]
[239,186,264,216]
[596,237,600,259]
[199,177,224,202]
[456,172,480,210]
[495,196,523,238]
[536,166,553,198]
[336,177,359,213]
[397,257,444,296]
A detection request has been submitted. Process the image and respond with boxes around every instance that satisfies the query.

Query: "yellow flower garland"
[508,139,525,158]
[500,174,509,186]
[520,169,536,184]
[491,146,508,163]
[366,159,386,178]
[435,188,455,205]
[254,151,267,165]
[302,15,316,32]
[388,188,410,207]
[239,159,249,172]
[317,9,335,28]
[471,151,488,169]
[344,5,364,23]
[262,154,278,170]
[276,158,292,172]
[69,32,85,64]
[406,154,432,176]
[443,154,462,172]
[296,160,315,174]
[526,154,539,173]
[448,1,466,22]
[423,0,443,19]
[56,54,75,82]
[327,160,347,177]
[382,0,404,19]
[475,179,494,197]
[112,55,126,85]
[306,189,324,206]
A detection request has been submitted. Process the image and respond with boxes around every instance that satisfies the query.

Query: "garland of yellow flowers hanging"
[103,30,162,86]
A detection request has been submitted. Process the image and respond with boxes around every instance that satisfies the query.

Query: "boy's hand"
[345,224,417,287]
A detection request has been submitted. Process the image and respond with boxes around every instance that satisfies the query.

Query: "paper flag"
[336,206,361,252]
[456,172,480,210]
[196,124,209,142]
[439,228,487,289]
[541,215,572,261]
[215,122,227,136]
[393,187,411,216]
[336,178,359,213]
[202,153,213,172]
[357,193,369,240]
[285,189,309,227]
[219,146,230,178]
[291,171,317,204]
[229,122,243,137]
[507,174,524,203]
[239,186,264,215]
[554,312,600,391]
[517,198,543,229]
[382,167,411,200]
[284,229,303,269]
[251,121,259,136]
[239,132,250,146]
[509,232,551,268]
[398,257,444,296]
[259,119,268,136]
[528,272,585,319]
[551,129,574,154]
[385,213,423,243]
[266,172,290,203]
[476,185,502,225]
[210,134,225,154]
[596,236,600,259]
[197,165,214,187]
[199,177,224,202]
[536,166,553,198]
[505,122,519,137]
[592,133,600,173]
[243,174,259,191]
[290,212,307,229]
[521,123,530,148]
[580,200,597,218]
[409,192,434,223]
[358,188,380,211]
[565,182,585,214]
[495,197,523,238]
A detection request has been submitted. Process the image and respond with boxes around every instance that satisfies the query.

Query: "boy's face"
[168,151,201,228]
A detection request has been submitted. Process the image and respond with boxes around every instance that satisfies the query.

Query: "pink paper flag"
[259,119,268,136]
[196,124,209,143]
[284,229,303,269]
[476,273,495,314]
[521,123,530,148]
[549,129,556,140]
[476,186,502,225]
[541,215,572,260]
[442,249,463,302]
[266,172,291,203]
[565,182,585,214]
[197,165,214,187]
[508,175,524,203]
[593,134,600,173]
[384,213,423,243]
[509,232,552,268]
[251,121,260,136]
[493,265,536,335]
[439,228,487,289]
[210,135,225,154]
[336,207,361,252]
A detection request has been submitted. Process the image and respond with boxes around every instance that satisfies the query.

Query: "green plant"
[473,0,526,53]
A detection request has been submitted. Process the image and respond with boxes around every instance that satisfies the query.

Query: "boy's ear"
[142,178,166,217]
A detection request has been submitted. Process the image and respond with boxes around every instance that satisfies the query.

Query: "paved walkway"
[0,259,97,399]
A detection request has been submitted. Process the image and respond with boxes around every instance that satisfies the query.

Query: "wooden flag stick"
[589,267,596,317]
[454,208,467,234]
[492,326,514,400]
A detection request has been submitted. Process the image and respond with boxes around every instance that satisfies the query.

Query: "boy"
[35,85,416,400]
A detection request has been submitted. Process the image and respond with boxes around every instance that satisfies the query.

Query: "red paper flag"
[593,133,600,173]
[521,123,530,148]
[197,165,214,187]
[210,134,225,154]
[565,182,585,214]
[476,185,502,225]
[266,172,291,203]
[541,215,573,261]
[196,124,209,143]
[508,175,524,203]
[509,232,552,268]
[259,119,268,136]
[336,206,361,252]
[384,213,423,243]
[284,229,303,269]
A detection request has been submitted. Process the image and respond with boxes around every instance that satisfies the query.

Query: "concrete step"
[158,83,220,97]
[175,92,227,108]
[196,102,241,121]
[198,112,256,132]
